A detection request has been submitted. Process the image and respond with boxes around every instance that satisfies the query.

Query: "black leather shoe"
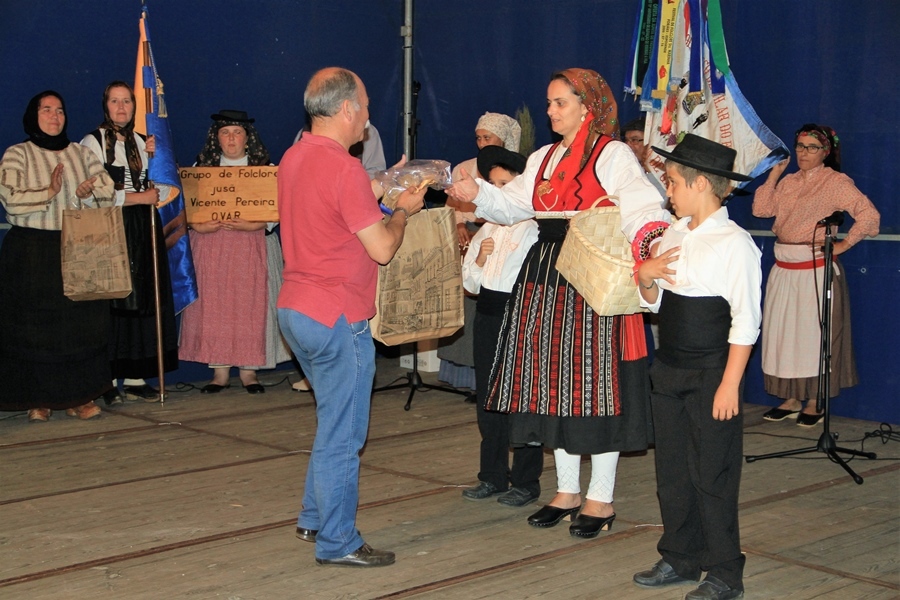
[685,575,744,599]
[462,481,505,500]
[201,383,231,394]
[295,527,317,542]
[569,512,615,538]
[315,543,395,567]
[633,559,698,588]
[123,384,159,402]
[101,388,123,406]
[244,383,265,394]
[497,487,539,507]
[527,504,580,528]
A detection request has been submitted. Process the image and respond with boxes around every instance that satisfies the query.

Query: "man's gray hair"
[304,68,359,118]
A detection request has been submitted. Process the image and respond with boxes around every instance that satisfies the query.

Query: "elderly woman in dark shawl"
[179,110,290,394]
[0,90,116,421]
[80,81,179,404]
[448,69,672,537]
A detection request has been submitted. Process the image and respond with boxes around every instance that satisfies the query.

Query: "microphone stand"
[374,348,473,411]
[746,218,876,483]
[373,78,472,410]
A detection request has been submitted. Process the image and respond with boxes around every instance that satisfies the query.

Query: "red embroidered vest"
[531,135,615,212]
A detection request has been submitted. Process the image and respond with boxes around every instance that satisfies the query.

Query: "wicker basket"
[555,206,644,316]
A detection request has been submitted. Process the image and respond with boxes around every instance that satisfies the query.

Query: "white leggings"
[554,449,619,503]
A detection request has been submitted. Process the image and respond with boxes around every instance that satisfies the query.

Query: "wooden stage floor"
[1,357,897,599]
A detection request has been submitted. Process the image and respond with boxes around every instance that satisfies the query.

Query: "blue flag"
[135,6,197,314]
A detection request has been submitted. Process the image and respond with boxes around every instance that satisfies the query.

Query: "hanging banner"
[627,0,790,190]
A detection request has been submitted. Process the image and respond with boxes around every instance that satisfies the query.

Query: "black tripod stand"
[746,213,876,484]
[374,342,473,411]
[373,76,474,410]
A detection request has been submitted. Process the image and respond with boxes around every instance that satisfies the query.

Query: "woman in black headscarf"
[0,90,116,421]
[81,81,179,404]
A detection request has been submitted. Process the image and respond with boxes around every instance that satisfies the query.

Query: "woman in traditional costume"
[0,91,115,421]
[81,81,178,404]
[753,124,879,426]
[180,110,290,394]
[438,113,524,393]
[448,69,671,537]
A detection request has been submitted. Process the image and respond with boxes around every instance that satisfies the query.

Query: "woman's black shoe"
[569,513,615,538]
[201,383,231,394]
[527,505,580,528]
[101,388,123,406]
[123,384,160,402]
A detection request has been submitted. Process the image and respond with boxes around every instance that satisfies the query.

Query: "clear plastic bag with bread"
[374,159,451,210]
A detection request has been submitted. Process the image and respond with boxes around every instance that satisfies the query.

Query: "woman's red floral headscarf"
[537,69,619,209]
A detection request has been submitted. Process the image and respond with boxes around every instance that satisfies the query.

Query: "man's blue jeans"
[278,309,376,559]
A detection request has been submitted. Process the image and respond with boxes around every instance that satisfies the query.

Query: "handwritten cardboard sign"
[180,166,279,223]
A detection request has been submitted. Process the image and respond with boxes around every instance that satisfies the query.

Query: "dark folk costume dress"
[0,141,116,410]
[483,136,665,455]
[86,129,178,378]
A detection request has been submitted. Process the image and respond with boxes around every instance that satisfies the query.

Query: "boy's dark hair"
[668,161,730,201]
[487,161,522,176]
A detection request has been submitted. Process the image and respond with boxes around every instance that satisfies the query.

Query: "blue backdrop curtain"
[1,0,897,422]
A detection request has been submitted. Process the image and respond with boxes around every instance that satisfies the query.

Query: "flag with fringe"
[134,5,197,313]
[627,0,790,190]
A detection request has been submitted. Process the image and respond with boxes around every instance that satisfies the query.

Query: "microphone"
[818,211,845,226]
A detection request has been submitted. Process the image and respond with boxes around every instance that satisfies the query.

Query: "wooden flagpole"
[140,14,167,405]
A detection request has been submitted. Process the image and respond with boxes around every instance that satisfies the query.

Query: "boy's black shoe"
[632,559,698,588]
[461,481,506,500]
[685,575,743,599]
[497,487,539,507]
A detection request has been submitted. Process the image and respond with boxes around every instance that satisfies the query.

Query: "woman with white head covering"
[438,112,523,394]
[450,112,522,246]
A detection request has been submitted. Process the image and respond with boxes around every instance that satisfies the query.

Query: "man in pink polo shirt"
[277,67,424,567]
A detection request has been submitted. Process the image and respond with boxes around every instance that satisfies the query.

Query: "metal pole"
[402,0,413,159]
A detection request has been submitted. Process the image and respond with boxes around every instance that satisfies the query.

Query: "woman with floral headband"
[448,69,671,537]
[753,123,879,427]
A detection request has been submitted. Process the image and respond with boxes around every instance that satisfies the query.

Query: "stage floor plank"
[1,357,897,599]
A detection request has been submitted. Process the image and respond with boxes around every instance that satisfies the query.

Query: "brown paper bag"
[61,206,133,301]
[370,206,464,346]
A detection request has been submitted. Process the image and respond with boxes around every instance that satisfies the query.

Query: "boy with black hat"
[632,134,761,600]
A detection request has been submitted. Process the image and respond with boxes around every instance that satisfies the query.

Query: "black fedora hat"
[210,109,255,124]
[651,133,752,181]
[477,145,527,180]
